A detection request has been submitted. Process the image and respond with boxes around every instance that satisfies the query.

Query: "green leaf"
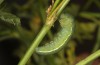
[0,11,21,26]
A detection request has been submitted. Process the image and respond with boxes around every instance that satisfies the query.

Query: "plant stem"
[49,0,69,18]
[18,0,70,65]
[76,50,100,65]
[38,0,53,40]
[88,25,100,65]
[56,0,69,16]
[18,24,51,65]
[50,0,61,14]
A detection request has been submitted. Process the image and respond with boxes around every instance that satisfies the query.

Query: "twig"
[76,50,100,65]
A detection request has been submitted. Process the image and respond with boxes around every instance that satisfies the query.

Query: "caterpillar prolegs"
[36,14,73,55]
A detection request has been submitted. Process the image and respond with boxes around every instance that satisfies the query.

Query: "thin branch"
[76,50,100,65]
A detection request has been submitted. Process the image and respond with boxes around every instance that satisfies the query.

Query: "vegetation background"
[0,0,100,65]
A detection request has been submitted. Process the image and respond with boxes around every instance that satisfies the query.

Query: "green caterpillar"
[36,14,73,55]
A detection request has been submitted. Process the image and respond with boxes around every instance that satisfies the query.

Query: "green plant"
[0,0,100,65]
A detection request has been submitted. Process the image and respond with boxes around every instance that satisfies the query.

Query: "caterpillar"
[36,14,73,55]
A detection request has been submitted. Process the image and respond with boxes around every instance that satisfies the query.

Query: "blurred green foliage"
[0,0,100,65]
